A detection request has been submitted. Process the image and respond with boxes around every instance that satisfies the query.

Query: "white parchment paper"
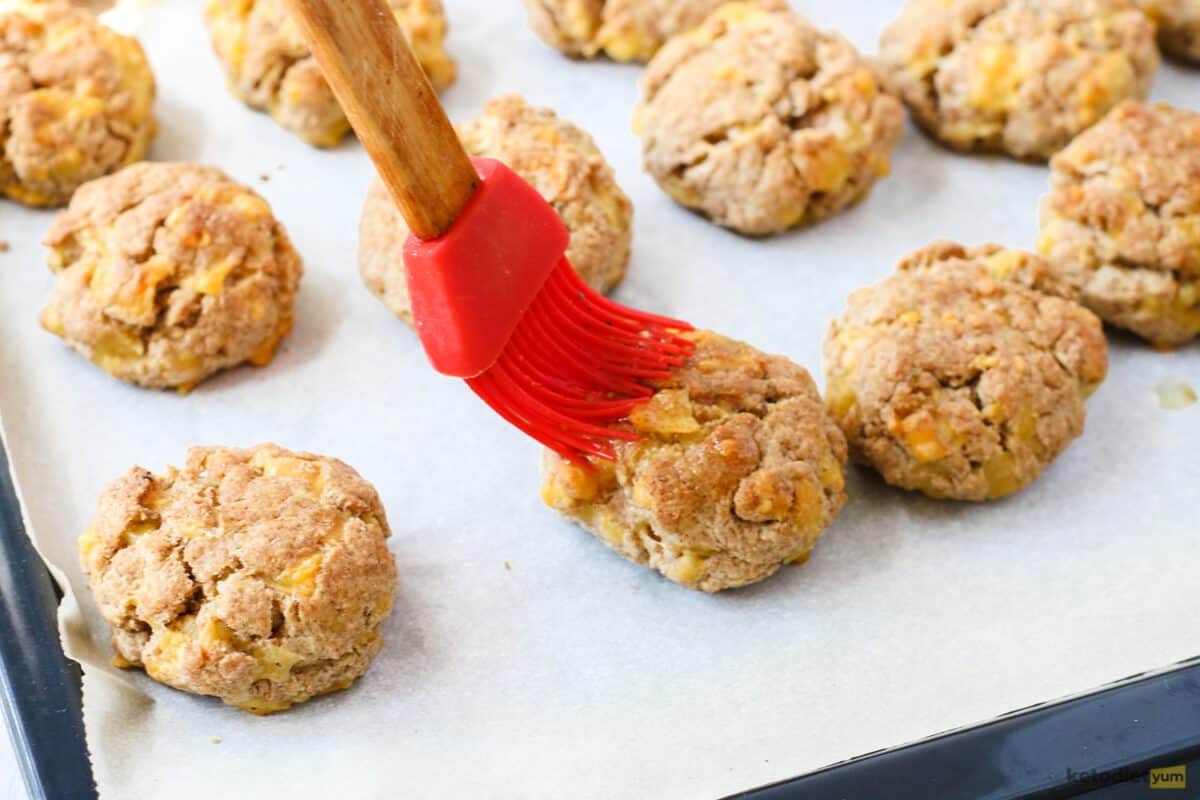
[1,1,1198,798]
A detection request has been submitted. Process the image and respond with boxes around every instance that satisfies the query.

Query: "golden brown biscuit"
[80,444,397,714]
[1137,0,1200,61]
[523,0,787,62]
[1039,101,1200,347]
[878,0,1158,161]
[633,3,903,236]
[824,243,1109,501]
[0,2,156,207]
[542,331,848,593]
[41,163,303,391]
[359,94,632,324]
[205,0,455,146]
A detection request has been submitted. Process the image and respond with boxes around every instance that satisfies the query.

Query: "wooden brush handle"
[283,0,479,239]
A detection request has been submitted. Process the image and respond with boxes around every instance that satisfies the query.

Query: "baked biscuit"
[41,163,303,390]
[824,243,1108,501]
[0,2,156,207]
[633,3,903,236]
[542,331,848,593]
[878,0,1158,161]
[523,0,787,63]
[80,444,397,714]
[1039,101,1200,347]
[359,94,632,323]
[205,0,455,146]
[1137,0,1200,61]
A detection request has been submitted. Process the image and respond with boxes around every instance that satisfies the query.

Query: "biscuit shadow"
[445,13,645,114]
[898,115,1046,167]
[187,267,341,396]
[869,461,1092,549]
[148,97,209,163]
[652,121,959,251]
[337,547,442,702]
[1103,324,1196,355]
[188,553,435,728]
[1162,57,1200,74]
[871,124,956,201]
[720,466,910,604]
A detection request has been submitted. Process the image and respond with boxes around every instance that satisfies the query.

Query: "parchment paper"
[1,2,1198,798]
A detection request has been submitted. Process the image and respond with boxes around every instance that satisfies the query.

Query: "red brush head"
[403,157,695,464]
[403,157,569,379]
[467,261,695,464]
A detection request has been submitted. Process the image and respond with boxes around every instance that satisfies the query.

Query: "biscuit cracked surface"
[205,0,455,146]
[1039,101,1200,347]
[824,242,1109,501]
[40,162,303,391]
[1137,0,1200,61]
[541,331,848,593]
[523,0,787,63]
[633,3,903,236]
[359,94,632,324]
[0,2,156,207]
[79,444,397,715]
[878,0,1158,161]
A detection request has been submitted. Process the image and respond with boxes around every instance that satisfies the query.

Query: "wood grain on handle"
[283,0,478,239]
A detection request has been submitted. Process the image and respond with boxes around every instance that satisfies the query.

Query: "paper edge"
[0,413,153,796]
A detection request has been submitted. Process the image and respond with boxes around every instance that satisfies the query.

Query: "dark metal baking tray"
[0,441,94,800]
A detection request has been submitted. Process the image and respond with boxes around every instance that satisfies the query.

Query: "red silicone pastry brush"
[285,0,695,464]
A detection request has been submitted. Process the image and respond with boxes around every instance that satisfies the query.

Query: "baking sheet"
[1,1,1198,798]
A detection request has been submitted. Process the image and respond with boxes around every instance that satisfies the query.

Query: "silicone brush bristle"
[402,158,696,463]
[467,259,695,465]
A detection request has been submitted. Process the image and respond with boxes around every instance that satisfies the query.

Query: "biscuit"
[40,163,303,390]
[359,95,632,324]
[633,3,903,236]
[824,243,1108,501]
[0,2,156,207]
[523,0,787,63]
[878,0,1158,161]
[1038,101,1200,347]
[79,444,397,714]
[541,331,848,593]
[1138,0,1200,61]
[205,0,455,146]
